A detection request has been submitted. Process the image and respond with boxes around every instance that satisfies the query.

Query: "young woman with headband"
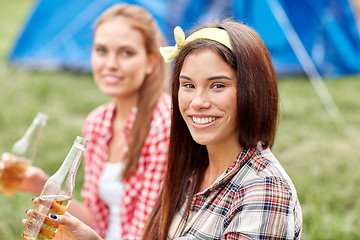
[23,19,302,240]
[143,20,302,240]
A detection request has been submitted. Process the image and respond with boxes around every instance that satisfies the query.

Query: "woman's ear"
[145,52,160,74]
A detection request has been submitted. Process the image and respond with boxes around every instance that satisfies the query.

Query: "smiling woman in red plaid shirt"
[77,4,171,240]
[21,4,171,240]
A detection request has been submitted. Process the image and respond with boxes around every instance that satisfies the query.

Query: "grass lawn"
[1,0,360,239]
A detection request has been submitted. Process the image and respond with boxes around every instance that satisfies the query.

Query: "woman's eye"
[121,50,134,56]
[212,83,224,89]
[95,47,107,54]
[182,83,194,88]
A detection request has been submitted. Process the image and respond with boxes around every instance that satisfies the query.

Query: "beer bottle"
[0,112,48,196]
[22,136,87,240]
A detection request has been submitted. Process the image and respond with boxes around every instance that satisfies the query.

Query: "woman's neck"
[199,140,243,192]
[113,95,138,122]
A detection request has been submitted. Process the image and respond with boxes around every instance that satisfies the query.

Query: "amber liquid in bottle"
[0,159,30,196]
[22,195,71,240]
[0,161,30,197]
[0,112,48,196]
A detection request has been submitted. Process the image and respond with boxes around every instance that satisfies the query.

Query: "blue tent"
[7,0,360,77]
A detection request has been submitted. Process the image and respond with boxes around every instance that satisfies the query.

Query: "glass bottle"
[22,136,87,240]
[0,112,49,196]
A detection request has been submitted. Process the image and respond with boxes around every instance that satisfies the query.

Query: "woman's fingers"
[48,212,76,230]
[22,197,38,226]
[25,209,33,217]
[23,198,102,240]
[49,212,103,240]
[22,218,29,226]
[0,152,12,170]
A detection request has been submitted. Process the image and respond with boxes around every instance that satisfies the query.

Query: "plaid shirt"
[168,147,302,240]
[81,93,171,239]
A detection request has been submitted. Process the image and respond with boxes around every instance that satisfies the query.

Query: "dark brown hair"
[95,4,169,179]
[142,20,278,239]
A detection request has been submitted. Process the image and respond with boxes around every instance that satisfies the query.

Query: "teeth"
[192,117,216,124]
[103,76,120,83]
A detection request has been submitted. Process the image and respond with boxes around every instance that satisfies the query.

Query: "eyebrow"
[208,75,232,80]
[179,74,190,80]
[179,74,232,80]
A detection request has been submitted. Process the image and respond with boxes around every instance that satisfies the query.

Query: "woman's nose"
[190,90,211,109]
[105,54,118,69]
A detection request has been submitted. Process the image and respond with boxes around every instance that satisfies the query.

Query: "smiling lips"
[192,116,217,125]
[103,75,123,84]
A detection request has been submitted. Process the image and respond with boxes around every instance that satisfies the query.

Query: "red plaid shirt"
[82,93,171,239]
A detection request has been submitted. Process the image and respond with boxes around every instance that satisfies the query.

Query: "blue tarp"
[7,0,360,76]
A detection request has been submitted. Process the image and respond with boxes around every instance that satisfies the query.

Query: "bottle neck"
[55,141,85,184]
[42,137,87,198]
[11,115,47,159]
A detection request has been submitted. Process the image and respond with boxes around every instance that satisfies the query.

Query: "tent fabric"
[7,0,360,76]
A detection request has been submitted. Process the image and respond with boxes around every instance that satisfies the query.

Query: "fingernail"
[50,213,57,219]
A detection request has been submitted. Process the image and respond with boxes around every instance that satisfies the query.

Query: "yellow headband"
[160,26,232,63]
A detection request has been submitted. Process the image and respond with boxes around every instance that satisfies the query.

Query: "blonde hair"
[95,4,169,179]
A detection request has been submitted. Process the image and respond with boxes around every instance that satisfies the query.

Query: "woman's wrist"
[35,170,49,195]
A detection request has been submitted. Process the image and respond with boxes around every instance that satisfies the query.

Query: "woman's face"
[91,17,154,100]
[178,48,238,148]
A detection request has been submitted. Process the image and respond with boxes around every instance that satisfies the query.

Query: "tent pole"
[266,0,346,126]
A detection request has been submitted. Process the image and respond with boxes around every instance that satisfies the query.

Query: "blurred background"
[1,0,360,239]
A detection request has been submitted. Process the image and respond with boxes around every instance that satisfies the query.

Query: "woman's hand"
[20,164,49,195]
[23,206,103,240]
[50,211,103,240]
[1,152,49,195]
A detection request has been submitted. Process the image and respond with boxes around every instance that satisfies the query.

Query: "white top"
[98,162,124,240]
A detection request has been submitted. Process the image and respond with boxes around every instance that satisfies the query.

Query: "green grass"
[1,1,360,239]
[274,76,360,239]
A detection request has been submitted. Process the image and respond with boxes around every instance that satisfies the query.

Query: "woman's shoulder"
[82,101,115,137]
[156,92,172,111]
[145,93,172,139]
[254,148,295,188]
[152,92,172,122]
[233,147,299,200]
